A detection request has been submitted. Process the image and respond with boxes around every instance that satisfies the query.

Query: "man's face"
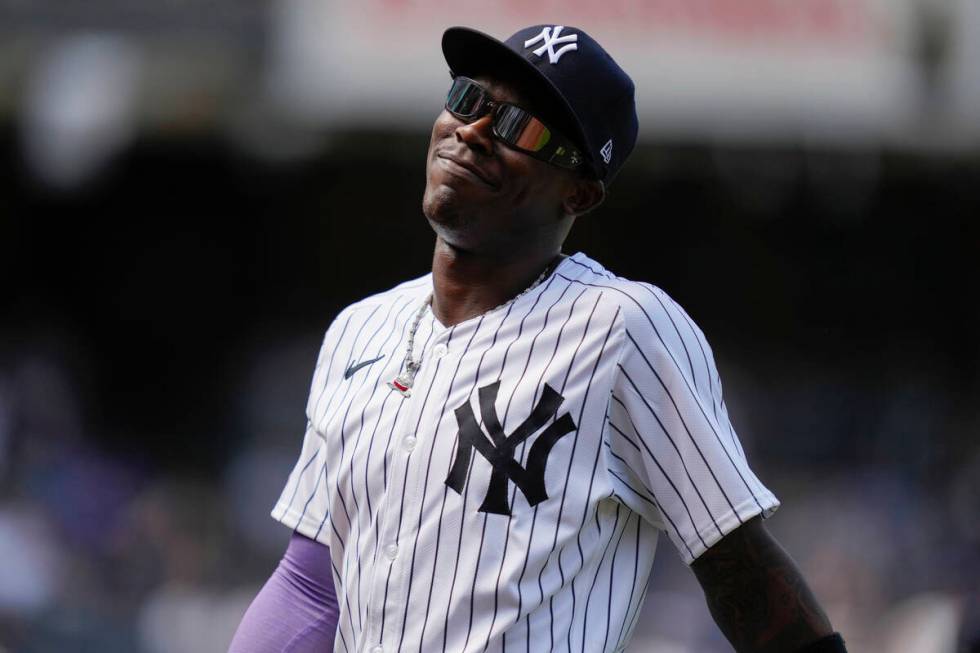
[421,74,579,255]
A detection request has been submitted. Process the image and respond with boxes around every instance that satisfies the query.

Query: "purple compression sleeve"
[228,531,339,653]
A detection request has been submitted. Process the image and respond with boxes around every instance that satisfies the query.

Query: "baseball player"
[229,24,847,653]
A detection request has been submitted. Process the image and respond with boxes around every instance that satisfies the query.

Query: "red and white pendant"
[387,375,412,397]
[388,361,420,398]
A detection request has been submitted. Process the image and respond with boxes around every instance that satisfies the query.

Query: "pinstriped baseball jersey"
[273,251,779,653]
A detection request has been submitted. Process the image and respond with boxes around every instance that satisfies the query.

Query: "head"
[422,73,602,256]
[422,25,638,258]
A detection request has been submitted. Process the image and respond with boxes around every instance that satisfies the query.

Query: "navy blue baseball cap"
[442,24,638,185]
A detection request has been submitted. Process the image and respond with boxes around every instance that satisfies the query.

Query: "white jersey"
[273,251,779,653]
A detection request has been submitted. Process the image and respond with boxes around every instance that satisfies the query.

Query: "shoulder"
[336,274,430,318]
[559,253,706,348]
[322,273,431,343]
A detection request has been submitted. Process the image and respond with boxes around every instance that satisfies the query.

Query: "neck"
[430,239,565,327]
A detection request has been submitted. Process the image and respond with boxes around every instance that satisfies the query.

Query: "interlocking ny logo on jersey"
[444,381,577,515]
[524,26,578,64]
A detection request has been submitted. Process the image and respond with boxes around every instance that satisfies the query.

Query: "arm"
[228,531,339,653]
[691,516,839,653]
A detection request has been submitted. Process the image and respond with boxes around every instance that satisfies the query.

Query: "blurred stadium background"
[1,1,978,651]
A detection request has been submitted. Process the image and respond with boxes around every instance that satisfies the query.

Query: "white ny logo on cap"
[524,26,578,64]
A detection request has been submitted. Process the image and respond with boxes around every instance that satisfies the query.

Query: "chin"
[423,182,468,228]
[422,195,483,254]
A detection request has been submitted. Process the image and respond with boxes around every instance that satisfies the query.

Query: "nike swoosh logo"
[344,355,385,380]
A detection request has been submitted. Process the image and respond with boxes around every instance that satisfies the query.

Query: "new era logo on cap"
[524,26,578,64]
[600,139,613,164]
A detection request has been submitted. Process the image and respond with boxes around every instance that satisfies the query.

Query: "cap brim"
[441,27,596,176]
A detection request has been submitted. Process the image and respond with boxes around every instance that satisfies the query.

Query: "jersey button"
[403,436,417,452]
[432,343,448,359]
[370,646,384,653]
[384,544,398,561]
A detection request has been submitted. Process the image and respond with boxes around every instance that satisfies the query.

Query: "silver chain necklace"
[387,256,563,398]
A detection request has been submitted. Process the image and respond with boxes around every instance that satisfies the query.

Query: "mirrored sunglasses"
[445,75,585,170]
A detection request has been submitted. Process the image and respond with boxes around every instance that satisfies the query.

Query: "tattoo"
[691,517,833,653]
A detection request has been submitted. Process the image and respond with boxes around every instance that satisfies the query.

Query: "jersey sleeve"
[603,286,779,564]
[271,316,346,545]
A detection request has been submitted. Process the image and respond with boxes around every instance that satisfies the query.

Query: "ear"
[561,177,605,218]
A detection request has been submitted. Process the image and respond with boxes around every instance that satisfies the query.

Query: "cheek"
[425,114,456,171]
[499,156,561,210]
[431,112,457,145]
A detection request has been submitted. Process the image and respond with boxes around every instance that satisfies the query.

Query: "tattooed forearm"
[691,517,833,653]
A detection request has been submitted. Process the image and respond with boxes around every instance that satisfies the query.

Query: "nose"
[454,114,495,156]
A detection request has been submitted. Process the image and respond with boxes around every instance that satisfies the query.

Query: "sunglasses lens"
[493,104,552,152]
[445,78,575,166]
[447,78,485,118]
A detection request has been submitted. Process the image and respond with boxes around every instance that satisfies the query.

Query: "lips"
[436,152,500,190]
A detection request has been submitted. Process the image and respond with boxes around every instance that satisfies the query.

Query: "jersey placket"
[361,316,452,653]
